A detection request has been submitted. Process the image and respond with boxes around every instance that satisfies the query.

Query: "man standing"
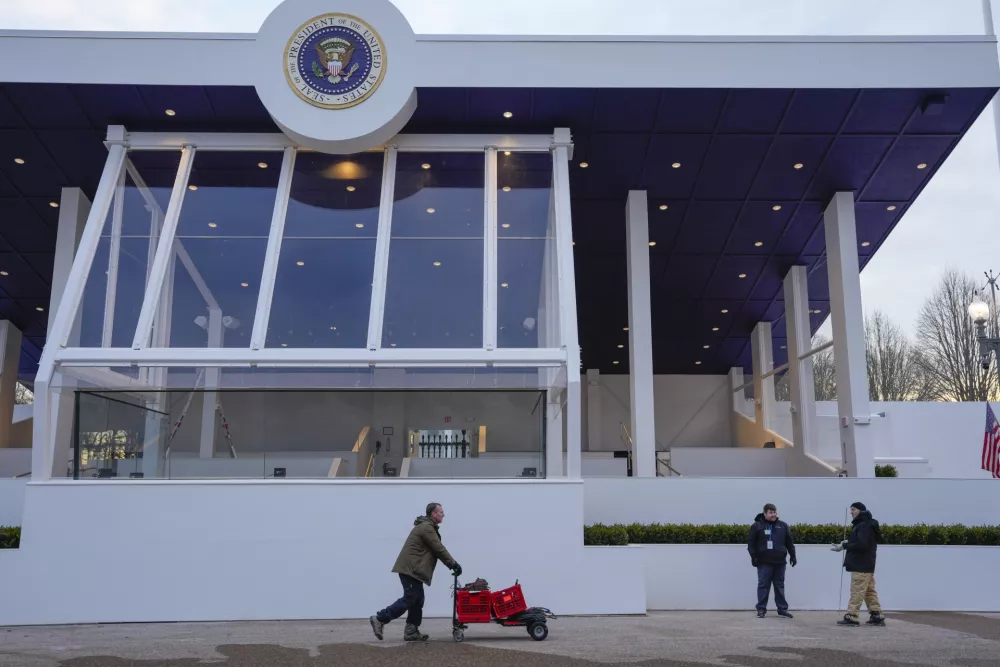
[747,503,797,618]
[832,502,886,626]
[370,503,461,642]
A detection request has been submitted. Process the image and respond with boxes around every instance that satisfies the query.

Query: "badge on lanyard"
[765,527,773,550]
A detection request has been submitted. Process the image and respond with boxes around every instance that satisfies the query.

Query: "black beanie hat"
[851,502,867,512]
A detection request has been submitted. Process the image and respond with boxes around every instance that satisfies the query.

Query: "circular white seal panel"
[255,0,417,154]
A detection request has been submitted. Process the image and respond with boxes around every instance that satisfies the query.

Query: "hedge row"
[0,526,20,549]
[584,523,1000,546]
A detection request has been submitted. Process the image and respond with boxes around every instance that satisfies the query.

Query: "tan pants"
[846,572,882,620]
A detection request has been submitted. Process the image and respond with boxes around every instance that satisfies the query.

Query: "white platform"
[0,480,644,625]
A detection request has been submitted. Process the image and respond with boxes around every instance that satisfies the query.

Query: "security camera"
[193,315,208,330]
[222,316,240,330]
[982,354,991,371]
[522,317,536,332]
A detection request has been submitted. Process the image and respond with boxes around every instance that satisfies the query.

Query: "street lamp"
[969,294,999,372]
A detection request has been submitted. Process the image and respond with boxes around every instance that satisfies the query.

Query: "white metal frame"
[34,127,580,480]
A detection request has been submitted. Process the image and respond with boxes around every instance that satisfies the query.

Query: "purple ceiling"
[0,83,993,378]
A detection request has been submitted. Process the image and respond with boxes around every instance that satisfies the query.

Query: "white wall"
[584,478,1000,526]
[0,479,26,525]
[591,375,730,451]
[644,545,1000,611]
[0,448,31,477]
[670,447,789,477]
[406,453,626,478]
[1,480,644,625]
[166,452,358,479]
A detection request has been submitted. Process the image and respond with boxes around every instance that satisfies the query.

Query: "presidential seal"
[284,13,386,110]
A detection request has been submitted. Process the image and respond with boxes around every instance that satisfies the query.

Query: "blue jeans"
[377,574,425,626]
[756,564,788,612]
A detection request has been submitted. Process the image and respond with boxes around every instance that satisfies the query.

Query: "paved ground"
[1,612,998,667]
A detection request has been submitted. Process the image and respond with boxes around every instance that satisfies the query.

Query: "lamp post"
[970,293,1000,378]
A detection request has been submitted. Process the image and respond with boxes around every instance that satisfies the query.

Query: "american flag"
[983,404,1000,478]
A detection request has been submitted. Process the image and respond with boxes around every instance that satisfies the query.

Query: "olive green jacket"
[392,516,457,585]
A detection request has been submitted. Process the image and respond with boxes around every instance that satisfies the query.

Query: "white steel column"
[552,128,582,478]
[783,265,817,458]
[625,190,656,478]
[366,147,397,351]
[198,307,223,458]
[483,147,498,351]
[0,321,22,448]
[824,191,876,478]
[586,368,602,451]
[545,389,563,477]
[750,322,774,430]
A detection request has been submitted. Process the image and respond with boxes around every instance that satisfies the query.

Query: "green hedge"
[584,523,1000,546]
[874,464,898,477]
[0,526,20,549]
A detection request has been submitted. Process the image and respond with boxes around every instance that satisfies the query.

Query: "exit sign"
[444,416,451,423]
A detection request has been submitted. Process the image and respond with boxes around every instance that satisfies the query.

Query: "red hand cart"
[452,574,556,642]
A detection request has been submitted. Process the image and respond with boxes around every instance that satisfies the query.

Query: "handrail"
[731,340,836,394]
[656,456,682,477]
[364,453,375,478]
[352,425,371,453]
[13,472,30,478]
[620,422,634,476]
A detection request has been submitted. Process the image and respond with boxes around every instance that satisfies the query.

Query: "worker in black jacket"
[747,503,796,618]
[832,502,885,626]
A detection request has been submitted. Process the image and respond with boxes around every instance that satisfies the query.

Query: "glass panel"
[498,152,555,348]
[266,151,383,348]
[74,391,169,479]
[74,151,180,347]
[159,151,281,348]
[382,152,485,349]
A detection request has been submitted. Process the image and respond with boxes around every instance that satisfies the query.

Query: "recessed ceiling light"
[433,261,441,266]
[887,205,897,211]
[917,163,927,169]
[501,223,510,228]
[240,282,249,287]
[49,201,59,208]
[721,309,729,314]
[695,361,702,365]
[503,111,513,118]
[281,343,288,347]
[13,158,24,165]
[35,306,44,312]
[772,205,782,211]
[165,109,176,116]
[671,163,681,169]
[659,204,668,211]
[793,163,804,170]
[623,327,629,331]
[188,185,198,191]
[502,186,511,192]
[648,241,656,247]
[426,208,435,214]
[504,151,511,156]
[780,345,787,349]
[296,261,305,266]
[712,327,719,332]
[579,162,589,168]
[421,163,431,170]
[346,185,355,192]
[754,241,763,247]
[330,326,337,331]
[391,343,397,347]
[356,223,364,228]
[861,241,871,247]
[703,344,710,349]
[258,162,268,169]
[0,271,7,276]
[208,222,217,228]
[738,273,747,279]
[572,241,576,246]
[613,361,619,365]
[501,282,509,288]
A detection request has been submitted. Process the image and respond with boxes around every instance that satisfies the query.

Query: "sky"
[1,0,998,336]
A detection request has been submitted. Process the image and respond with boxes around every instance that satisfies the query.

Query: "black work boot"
[369,616,384,641]
[756,610,766,618]
[867,613,887,626]
[404,624,428,642]
[837,615,861,626]
[777,610,794,619]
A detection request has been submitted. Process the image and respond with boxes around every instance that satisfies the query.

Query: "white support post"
[586,368,602,451]
[101,167,127,347]
[367,147,397,351]
[251,146,296,349]
[545,389,563,477]
[824,191,876,478]
[131,145,196,350]
[625,190,656,478]
[0,321,22,448]
[552,128,582,478]
[750,321,774,431]
[783,265,817,460]
[483,147,499,351]
[728,367,746,448]
[199,307,223,458]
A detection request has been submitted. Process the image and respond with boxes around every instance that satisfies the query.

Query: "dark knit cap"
[851,502,867,512]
